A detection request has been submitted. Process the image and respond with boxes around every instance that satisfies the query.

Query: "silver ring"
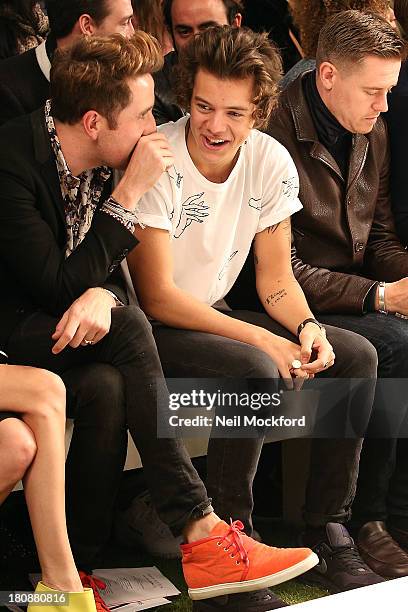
[291,359,302,369]
[323,362,329,368]
[84,339,94,346]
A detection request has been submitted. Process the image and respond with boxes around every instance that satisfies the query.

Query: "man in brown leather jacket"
[265,10,408,580]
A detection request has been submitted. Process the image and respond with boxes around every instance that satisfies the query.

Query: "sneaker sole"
[188,551,319,600]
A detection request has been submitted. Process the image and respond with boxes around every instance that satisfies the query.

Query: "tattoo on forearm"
[265,289,288,306]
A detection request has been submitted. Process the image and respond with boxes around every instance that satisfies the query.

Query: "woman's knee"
[27,369,66,421]
[0,419,37,483]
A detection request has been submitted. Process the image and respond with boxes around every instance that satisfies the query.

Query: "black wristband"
[297,318,325,339]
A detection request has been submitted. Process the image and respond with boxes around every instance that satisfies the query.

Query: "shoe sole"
[188,551,319,600]
[297,569,385,594]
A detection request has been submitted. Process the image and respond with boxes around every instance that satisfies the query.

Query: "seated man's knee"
[0,419,37,483]
[237,344,280,379]
[328,328,378,378]
[111,305,155,347]
[65,363,125,427]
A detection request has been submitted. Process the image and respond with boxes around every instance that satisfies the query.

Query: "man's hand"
[298,323,335,374]
[378,279,408,315]
[257,331,311,390]
[51,288,116,354]
[112,132,175,210]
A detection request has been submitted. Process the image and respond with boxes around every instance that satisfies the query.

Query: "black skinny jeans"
[153,310,378,529]
[6,306,211,566]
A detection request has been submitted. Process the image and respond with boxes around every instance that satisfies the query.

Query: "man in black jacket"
[0,31,319,608]
[0,0,134,126]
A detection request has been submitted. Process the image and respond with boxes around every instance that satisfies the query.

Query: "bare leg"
[0,365,83,592]
[0,417,36,504]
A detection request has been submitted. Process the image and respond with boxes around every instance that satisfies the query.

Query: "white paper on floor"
[110,599,171,611]
[92,567,180,608]
[29,567,180,610]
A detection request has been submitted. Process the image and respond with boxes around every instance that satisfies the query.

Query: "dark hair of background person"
[51,32,163,128]
[242,0,302,73]
[395,0,408,36]
[0,0,48,59]
[291,0,391,58]
[175,25,282,129]
[163,0,244,29]
[44,0,110,39]
[316,8,406,67]
[131,0,173,53]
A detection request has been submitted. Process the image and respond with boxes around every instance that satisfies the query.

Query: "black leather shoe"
[358,521,408,577]
[298,523,385,593]
[192,589,288,610]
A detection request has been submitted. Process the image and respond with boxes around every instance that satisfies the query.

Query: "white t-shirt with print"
[134,116,302,307]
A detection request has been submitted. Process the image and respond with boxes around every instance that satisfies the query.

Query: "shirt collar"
[35,39,51,82]
[44,99,111,186]
[303,70,350,148]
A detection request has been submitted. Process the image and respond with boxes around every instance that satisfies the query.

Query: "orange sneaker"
[181,520,318,600]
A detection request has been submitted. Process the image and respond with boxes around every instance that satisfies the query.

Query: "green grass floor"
[0,492,329,611]
[99,518,328,610]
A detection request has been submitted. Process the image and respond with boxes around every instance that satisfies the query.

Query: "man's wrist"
[377,281,388,314]
[102,288,124,308]
[297,318,326,339]
[111,181,143,212]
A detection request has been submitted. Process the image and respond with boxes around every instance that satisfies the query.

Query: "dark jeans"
[319,313,408,527]
[153,310,378,529]
[6,306,210,566]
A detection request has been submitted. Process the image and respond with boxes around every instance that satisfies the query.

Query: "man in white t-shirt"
[126,26,384,602]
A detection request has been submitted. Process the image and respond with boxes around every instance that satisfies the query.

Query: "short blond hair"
[51,32,163,127]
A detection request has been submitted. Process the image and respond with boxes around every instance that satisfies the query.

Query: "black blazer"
[0,108,138,347]
[0,46,50,126]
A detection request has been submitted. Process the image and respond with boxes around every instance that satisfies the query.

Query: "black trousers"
[6,306,210,566]
[153,310,378,529]
[319,313,408,528]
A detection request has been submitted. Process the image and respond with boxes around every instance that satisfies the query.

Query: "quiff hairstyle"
[50,32,163,128]
[175,25,282,129]
[163,0,243,29]
[291,0,390,58]
[316,9,406,69]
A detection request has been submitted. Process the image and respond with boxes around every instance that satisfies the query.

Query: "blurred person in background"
[131,0,173,54]
[0,0,48,60]
[281,0,393,88]
[242,0,302,74]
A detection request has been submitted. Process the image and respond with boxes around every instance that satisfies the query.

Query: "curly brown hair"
[290,0,390,57]
[175,25,282,129]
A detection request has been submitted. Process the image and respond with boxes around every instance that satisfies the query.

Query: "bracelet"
[103,289,124,307]
[297,318,326,339]
[395,311,408,320]
[378,281,388,314]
